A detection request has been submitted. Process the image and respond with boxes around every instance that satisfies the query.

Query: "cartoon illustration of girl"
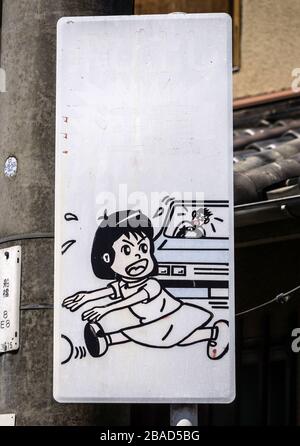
[63,210,229,360]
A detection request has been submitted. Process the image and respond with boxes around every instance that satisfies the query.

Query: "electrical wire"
[236,297,278,317]
[236,284,300,317]
[0,233,54,246]
[20,304,53,311]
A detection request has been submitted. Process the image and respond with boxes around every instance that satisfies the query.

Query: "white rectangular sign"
[0,414,16,426]
[54,13,234,403]
[0,246,21,353]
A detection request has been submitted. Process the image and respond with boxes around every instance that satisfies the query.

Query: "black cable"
[236,284,300,317]
[0,233,54,245]
[20,304,53,311]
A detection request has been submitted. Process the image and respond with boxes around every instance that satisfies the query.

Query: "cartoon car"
[154,200,230,312]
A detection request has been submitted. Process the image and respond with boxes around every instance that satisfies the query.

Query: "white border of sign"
[54,13,235,404]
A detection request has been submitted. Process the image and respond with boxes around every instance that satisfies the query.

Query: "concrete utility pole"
[0,0,133,426]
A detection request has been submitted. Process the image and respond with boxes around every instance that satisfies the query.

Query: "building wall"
[234,0,300,99]
[136,0,300,99]
[135,0,230,14]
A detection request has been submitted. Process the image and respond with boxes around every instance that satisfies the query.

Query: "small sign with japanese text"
[0,246,21,353]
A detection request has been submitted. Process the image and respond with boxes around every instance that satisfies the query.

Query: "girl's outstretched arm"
[62,286,116,312]
[82,280,161,322]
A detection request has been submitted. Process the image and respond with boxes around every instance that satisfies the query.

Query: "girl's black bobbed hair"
[91,210,157,280]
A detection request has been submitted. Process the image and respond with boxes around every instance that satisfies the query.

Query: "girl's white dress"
[100,278,213,348]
